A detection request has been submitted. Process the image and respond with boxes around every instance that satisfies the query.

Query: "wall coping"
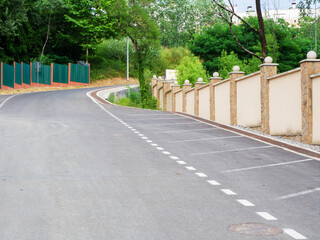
[185,88,195,94]
[229,71,245,75]
[260,63,279,67]
[311,73,320,78]
[198,83,210,90]
[299,59,320,64]
[213,78,230,87]
[268,67,300,81]
[174,89,183,94]
[235,71,260,82]
[165,89,172,94]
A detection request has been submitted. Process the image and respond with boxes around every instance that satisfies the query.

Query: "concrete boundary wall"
[236,72,261,127]
[198,85,210,120]
[185,89,195,115]
[312,74,320,144]
[151,52,320,145]
[269,68,302,136]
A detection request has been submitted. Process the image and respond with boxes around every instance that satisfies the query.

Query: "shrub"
[176,55,208,86]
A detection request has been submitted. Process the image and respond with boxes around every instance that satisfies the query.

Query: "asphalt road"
[0,87,319,240]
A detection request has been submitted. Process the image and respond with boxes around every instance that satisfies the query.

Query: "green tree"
[65,0,116,62]
[110,0,159,105]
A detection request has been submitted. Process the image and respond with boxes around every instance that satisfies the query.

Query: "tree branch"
[217,13,263,61]
[212,0,259,33]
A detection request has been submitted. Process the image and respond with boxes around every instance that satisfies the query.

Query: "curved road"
[0,87,319,240]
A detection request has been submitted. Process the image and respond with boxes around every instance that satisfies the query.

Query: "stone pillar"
[163,80,173,111]
[157,77,164,109]
[151,75,157,97]
[210,72,222,121]
[229,66,245,125]
[260,57,278,134]
[182,80,192,112]
[300,51,320,143]
[171,80,180,112]
[194,78,206,116]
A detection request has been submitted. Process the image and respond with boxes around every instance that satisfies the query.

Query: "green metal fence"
[22,62,31,85]
[53,64,68,83]
[32,63,51,85]
[15,62,22,85]
[70,63,89,83]
[0,64,2,89]
[3,63,14,88]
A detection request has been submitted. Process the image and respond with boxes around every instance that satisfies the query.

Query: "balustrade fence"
[0,62,90,90]
[152,51,320,145]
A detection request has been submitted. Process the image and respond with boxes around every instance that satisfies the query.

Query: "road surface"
[0,87,319,240]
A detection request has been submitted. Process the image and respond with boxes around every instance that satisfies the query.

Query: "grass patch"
[113,87,158,110]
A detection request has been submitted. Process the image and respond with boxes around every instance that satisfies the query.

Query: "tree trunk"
[86,48,89,64]
[137,48,147,106]
[41,16,51,57]
[255,0,268,59]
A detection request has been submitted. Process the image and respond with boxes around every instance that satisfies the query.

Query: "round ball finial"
[174,80,178,85]
[197,78,203,82]
[153,75,157,78]
[184,80,190,85]
[213,72,219,77]
[307,51,317,59]
[158,76,163,80]
[264,56,273,63]
[233,65,240,71]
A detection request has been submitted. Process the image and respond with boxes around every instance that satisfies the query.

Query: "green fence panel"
[3,63,14,88]
[32,63,51,85]
[22,62,30,85]
[70,64,89,84]
[0,64,2,89]
[15,62,22,85]
[41,65,51,85]
[53,64,68,83]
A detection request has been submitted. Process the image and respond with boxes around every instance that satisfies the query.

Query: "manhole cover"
[229,223,283,236]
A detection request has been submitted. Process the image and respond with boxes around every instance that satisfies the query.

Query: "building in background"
[234,1,319,27]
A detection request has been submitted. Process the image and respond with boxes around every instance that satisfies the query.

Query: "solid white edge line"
[0,94,20,109]
[222,159,314,173]
[276,187,320,200]
[283,228,307,239]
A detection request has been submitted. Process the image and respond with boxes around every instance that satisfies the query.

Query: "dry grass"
[0,77,139,95]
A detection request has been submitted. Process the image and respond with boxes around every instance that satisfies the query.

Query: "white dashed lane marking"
[237,199,255,207]
[162,151,171,155]
[256,212,277,220]
[207,180,221,186]
[156,147,164,150]
[185,166,196,171]
[221,189,237,195]
[146,140,152,143]
[195,172,207,177]
[151,143,158,146]
[177,161,187,165]
[283,229,307,239]
[170,156,179,160]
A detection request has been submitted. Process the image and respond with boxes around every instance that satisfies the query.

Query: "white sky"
[227,0,296,12]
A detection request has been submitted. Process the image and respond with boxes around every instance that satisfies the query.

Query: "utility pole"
[315,0,318,52]
[126,0,129,81]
